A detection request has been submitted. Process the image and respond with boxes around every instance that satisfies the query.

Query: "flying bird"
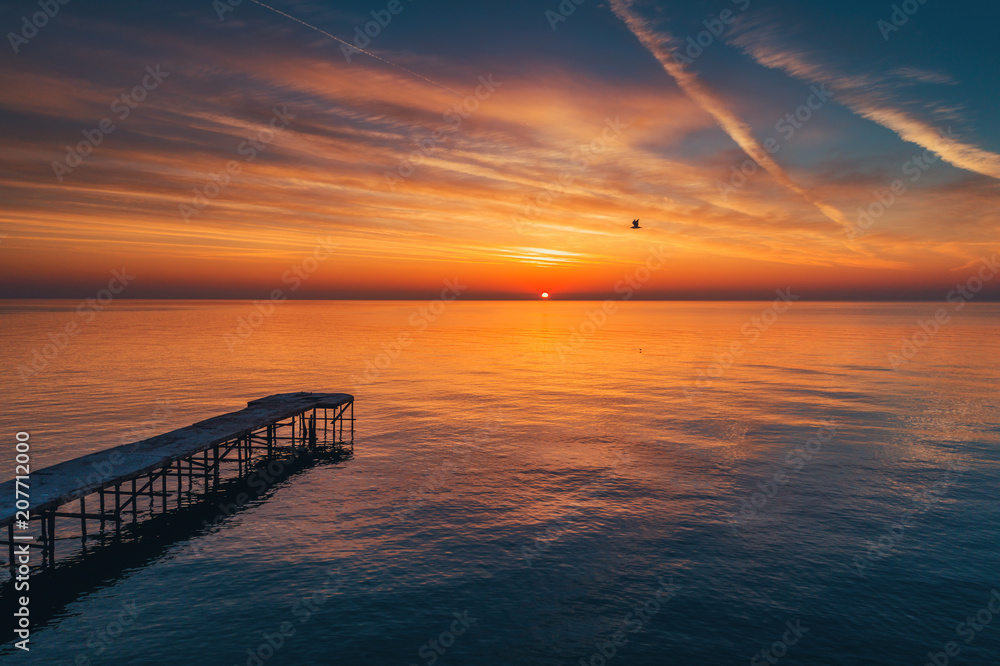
[631,219,641,229]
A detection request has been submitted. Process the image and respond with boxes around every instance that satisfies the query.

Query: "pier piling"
[0,392,353,576]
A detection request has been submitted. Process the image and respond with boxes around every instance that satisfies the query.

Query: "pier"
[1,392,353,575]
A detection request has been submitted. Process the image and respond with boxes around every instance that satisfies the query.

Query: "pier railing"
[1,392,353,575]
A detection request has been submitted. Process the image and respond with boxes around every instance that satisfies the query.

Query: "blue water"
[1,300,999,665]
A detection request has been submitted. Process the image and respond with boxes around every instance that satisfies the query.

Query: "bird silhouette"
[631,219,641,229]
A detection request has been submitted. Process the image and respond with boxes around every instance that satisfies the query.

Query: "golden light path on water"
[1,301,999,664]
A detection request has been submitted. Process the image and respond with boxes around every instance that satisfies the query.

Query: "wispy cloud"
[609,0,852,232]
[890,66,957,86]
[729,30,1000,181]
[1,0,997,297]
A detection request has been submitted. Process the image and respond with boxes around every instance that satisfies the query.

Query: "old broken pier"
[1,392,353,574]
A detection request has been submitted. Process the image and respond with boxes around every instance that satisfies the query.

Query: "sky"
[0,0,998,299]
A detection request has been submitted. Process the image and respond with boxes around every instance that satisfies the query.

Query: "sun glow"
[541,292,549,298]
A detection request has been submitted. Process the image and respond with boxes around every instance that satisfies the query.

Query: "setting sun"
[0,1,998,664]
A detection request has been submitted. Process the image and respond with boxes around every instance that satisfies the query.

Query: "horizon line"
[3,296,1000,303]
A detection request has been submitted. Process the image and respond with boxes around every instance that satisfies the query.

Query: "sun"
[541,292,549,299]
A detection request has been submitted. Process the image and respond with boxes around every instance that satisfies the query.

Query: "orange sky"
[0,1,997,299]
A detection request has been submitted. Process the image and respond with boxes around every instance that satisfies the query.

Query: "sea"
[1,300,998,665]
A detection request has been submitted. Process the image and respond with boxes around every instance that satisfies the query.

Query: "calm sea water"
[1,300,999,665]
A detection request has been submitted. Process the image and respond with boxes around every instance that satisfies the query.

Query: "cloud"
[890,66,957,86]
[2,0,996,296]
[608,0,852,232]
[729,31,1000,181]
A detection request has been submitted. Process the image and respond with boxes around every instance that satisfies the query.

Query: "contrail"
[610,0,852,232]
[247,0,463,97]
[730,37,1000,182]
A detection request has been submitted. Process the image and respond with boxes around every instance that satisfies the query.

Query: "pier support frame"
[2,400,353,577]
